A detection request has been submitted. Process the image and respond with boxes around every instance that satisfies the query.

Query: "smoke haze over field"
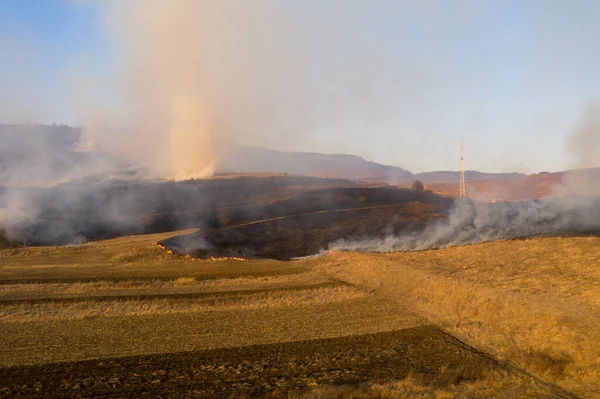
[2,1,600,172]
[1,1,600,248]
[329,98,600,254]
[330,102,600,254]
[330,196,600,253]
[77,0,564,178]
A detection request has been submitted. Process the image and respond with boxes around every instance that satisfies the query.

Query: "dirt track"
[220,203,413,230]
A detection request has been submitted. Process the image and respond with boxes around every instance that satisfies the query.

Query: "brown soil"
[0,326,565,398]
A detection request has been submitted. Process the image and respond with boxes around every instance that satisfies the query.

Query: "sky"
[1,0,599,174]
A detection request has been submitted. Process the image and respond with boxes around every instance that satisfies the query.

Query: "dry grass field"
[0,230,596,397]
[313,238,600,398]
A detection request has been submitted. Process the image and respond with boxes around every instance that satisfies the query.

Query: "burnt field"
[160,184,600,260]
[0,175,454,251]
[163,186,452,260]
[0,175,358,246]
[4,174,600,260]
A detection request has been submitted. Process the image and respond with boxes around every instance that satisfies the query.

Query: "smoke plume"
[2,2,600,249]
[566,101,600,169]
[79,1,459,179]
[330,196,600,253]
[331,102,600,253]
[83,0,228,179]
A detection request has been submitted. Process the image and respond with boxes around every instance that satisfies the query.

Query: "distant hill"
[0,123,525,186]
[216,146,414,182]
[414,170,524,184]
[427,168,600,201]
[0,124,130,186]
[216,145,524,184]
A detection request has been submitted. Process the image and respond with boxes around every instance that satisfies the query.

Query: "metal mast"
[459,142,466,199]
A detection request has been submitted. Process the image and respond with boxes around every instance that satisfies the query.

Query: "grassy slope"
[315,237,600,397]
[0,231,593,397]
[0,230,305,283]
[0,230,423,368]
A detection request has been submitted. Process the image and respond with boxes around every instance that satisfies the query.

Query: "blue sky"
[1,0,599,173]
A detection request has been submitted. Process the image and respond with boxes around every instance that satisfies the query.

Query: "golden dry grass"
[314,237,600,397]
[0,230,424,369]
[0,297,424,367]
[0,285,367,322]
[293,369,552,399]
[0,272,329,300]
[0,231,306,283]
[1,230,597,397]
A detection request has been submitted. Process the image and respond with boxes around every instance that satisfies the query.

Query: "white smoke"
[331,196,600,252]
[78,1,480,180]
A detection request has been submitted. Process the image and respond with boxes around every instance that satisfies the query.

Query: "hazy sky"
[1,0,599,173]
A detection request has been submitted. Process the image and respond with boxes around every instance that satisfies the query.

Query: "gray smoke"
[0,123,151,244]
[330,196,600,252]
[566,101,600,169]
[2,2,600,249]
[331,103,600,252]
[2,1,453,245]
[0,124,130,187]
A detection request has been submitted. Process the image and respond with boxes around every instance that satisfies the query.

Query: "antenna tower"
[459,142,466,199]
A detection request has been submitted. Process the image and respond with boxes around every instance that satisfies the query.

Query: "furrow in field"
[0,272,330,301]
[0,285,366,323]
[0,281,347,305]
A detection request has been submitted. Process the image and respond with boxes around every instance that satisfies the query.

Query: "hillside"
[427,168,600,201]
[217,145,525,184]
[318,237,600,397]
[0,124,523,185]
[0,124,131,186]
[2,175,359,246]
[0,231,589,397]
[415,169,524,184]
[216,145,414,182]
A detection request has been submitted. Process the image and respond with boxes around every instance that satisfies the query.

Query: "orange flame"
[209,256,246,261]
[155,242,174,255]
[156,243,245,261]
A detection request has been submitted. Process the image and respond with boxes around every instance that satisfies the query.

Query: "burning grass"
[0,232,307,284]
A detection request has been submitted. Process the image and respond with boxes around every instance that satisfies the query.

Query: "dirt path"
[221,203,407,230]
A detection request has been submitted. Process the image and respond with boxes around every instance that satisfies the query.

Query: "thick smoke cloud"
[0,123,147,244]
[81,0,291,179]
[80,0,472,179]
[555,102,600,197]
